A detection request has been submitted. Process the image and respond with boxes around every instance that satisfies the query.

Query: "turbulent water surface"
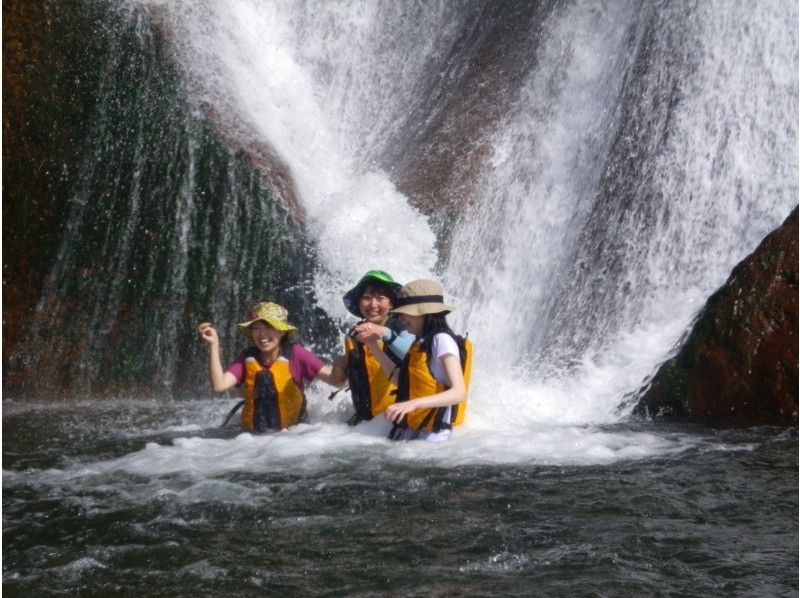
[3,397,797,596]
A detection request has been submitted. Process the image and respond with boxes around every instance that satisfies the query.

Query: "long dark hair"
[419,312,456,350]
[419,312,465,373]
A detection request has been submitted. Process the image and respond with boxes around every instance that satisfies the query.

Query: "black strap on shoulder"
[424,331,468,375]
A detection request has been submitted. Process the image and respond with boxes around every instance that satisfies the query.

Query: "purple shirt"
[226,343,325,389]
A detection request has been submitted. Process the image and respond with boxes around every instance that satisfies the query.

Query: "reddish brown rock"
[3,1,76,361]
[202,104,305,224]
[635,207,799,427]
[389,2,552,216]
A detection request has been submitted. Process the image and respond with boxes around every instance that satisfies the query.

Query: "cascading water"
[103,0,795,456]
[137,0,452,318]
[446,0,799,427]
[12,0,797,455]
[4,2,797,594]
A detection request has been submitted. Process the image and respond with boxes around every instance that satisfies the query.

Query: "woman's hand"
[197,322,219,346]
[353,323,387,344]
[384,400,419,424]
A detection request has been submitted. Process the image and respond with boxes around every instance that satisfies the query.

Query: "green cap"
[343,270,402,318]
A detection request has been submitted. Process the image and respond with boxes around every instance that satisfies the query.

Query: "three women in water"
[198,272,471,440]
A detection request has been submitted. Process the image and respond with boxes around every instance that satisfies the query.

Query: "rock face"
[635,208,799,427]
[3,1,90,362]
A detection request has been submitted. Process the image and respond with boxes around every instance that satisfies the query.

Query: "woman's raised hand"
[197,322,219,345]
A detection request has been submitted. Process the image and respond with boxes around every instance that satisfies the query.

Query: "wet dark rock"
[388,1,553,215]
[635,207,799,427]
[3,1,103,360]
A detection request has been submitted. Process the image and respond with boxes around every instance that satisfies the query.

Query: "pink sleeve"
[290,343,325,386]
[226,352,246,385]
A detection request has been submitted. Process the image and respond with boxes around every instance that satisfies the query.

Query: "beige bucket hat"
[237,301,298,337]
[391,279,455,317]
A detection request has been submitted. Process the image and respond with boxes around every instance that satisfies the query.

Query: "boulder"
[634,207,798,427]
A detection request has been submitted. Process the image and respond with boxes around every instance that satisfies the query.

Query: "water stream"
[4,0,797,594]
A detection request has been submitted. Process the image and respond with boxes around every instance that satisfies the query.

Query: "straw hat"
[342,269,402,317]
[237,302,298,337]
[391,280,455,317]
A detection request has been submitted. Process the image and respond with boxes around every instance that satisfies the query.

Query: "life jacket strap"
[408,408,438,440]
[387,422,403,440]
[387,407,438,441]
[220,400,245,427]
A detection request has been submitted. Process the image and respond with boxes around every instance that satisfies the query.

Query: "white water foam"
[131,0,447,319]
[445,0,797,429]
[102,0,799,473]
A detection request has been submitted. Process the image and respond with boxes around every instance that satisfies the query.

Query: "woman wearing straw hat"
[364,280,472,441]
[198,301,342,432]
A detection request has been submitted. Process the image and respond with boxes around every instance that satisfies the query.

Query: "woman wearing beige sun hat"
[363,279,473,441]
[198,301,343,432]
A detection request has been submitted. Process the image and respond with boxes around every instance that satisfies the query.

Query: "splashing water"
[134,0,459,319]
[5,4,798,594]
[445,0,797,426]
[48,0,799,468]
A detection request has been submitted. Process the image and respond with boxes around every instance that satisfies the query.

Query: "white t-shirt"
[429,332,459,386]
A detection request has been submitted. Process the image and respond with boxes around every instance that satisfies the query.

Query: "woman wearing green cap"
[363,279,472,441]
[198,301,342,432]
[332,270,416,424]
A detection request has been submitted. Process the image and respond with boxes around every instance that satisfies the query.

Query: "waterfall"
[11,5,335,396]
[132,0,463,319]
[12,0,796,439]
[445,0,797,424]
[136,0,795,423]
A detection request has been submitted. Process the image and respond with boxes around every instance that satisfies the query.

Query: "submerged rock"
[635,207,798,427]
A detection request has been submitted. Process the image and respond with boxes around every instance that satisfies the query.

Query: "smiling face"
[358,285,393,324]
[249,320,284,360]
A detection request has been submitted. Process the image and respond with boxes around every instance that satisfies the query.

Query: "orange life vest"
[395,334,472,433]
[240,351,306,432]
[344,336,398,419]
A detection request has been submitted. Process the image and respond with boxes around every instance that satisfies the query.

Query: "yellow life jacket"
[240,350,306,432]
[396,334,472,433]
[344,336,398,419]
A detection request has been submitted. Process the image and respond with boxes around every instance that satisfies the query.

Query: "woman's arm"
[291,344,346,388]
[197,322,238,392]
[363,338,402,384]
[353,322,415,360]
[315,364,347,387]
[328,354,348,386]
[384,353,466,423]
